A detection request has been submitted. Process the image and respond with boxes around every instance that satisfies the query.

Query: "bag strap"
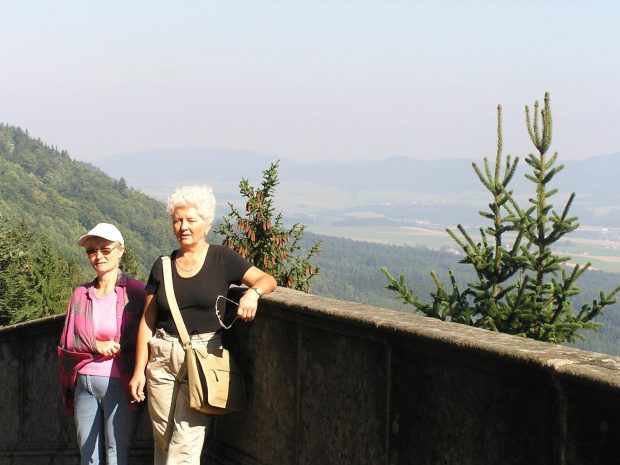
[161,256,191,346]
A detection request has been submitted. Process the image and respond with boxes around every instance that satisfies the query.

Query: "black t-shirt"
[146,245,253,334]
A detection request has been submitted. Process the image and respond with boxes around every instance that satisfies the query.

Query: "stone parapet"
[1,287,619,464]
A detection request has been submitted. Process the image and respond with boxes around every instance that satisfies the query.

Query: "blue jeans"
[74,374,140,465]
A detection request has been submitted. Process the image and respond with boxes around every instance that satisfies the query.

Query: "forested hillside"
[1,123,619,355]
[0,124,177,278]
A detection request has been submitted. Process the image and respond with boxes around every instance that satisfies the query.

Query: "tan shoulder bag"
[161,256,245,414]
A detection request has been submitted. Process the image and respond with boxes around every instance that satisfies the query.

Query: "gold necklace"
[175,259,195,272]
[176,244,208,272]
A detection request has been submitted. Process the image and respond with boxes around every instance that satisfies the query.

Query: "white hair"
[166,185,216,224]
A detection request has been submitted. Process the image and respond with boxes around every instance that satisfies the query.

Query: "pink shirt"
[58,272,146,417]
[78,290,121,378]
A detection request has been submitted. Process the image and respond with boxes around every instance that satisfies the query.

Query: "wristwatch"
[251,287,263,297]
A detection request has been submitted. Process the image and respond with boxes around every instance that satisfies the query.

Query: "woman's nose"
[94,249,105,258]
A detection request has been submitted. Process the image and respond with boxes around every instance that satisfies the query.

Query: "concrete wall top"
[3,288,619,393]
[261,287,620,392]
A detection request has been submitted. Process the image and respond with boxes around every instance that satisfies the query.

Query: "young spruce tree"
[214,161,322,293]
[382,93,619,344]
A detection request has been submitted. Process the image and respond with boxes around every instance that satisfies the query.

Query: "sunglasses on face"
[86,246,117,257]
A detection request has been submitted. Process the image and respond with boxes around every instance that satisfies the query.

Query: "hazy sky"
[3,1,619,164]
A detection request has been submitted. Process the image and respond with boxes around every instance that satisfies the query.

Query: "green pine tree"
[27,236,83,321]
[382,93,620,344]
[0,213,86,325]
[214,161,322,292]
[0,216,37,326]
[119,244,145,282]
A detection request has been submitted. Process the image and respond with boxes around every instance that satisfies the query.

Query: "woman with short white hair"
[129,185,277,465]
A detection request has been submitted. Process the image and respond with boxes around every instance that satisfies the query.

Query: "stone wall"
[1,287,620,464]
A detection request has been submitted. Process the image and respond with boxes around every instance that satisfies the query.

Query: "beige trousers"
[146,329,221,465]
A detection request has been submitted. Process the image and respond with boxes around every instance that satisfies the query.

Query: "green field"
[307,224,620,274]
[307,224,455,249]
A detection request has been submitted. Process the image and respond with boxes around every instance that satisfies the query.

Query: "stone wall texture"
[1,286,620,464]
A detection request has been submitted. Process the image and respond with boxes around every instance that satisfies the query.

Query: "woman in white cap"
[129,185,277,465]
[58,223,147,465]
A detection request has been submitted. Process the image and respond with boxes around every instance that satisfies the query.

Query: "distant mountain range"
[95,149,620,227]
[96,149,620,195]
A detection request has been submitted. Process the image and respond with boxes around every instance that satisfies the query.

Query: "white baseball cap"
[77,223,125,246]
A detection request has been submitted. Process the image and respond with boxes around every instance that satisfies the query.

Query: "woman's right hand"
[129,373,146,403]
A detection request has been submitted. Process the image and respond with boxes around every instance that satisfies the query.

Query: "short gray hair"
[166,185,216,224]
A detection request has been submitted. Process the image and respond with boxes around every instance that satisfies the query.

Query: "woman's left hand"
[96,340,121,357]
[237,290,260,322]
[238,266,277,322]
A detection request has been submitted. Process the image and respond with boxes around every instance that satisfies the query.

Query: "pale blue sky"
[2,1,618,163]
